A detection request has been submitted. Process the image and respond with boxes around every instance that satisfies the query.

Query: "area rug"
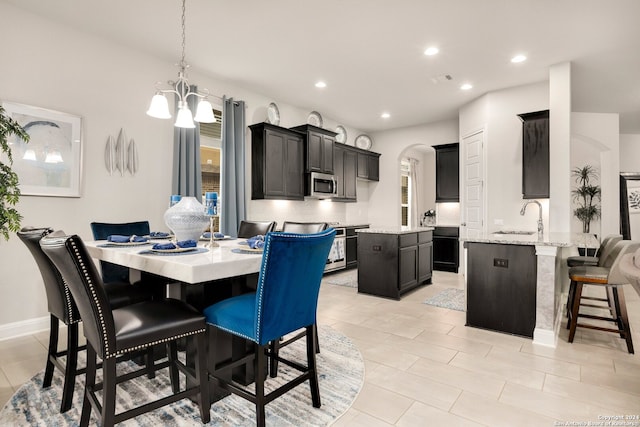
[423,288,466,312]
[0,325,363,426]
[323,270,357,288]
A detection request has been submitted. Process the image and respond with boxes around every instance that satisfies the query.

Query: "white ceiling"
[7,0,640,133]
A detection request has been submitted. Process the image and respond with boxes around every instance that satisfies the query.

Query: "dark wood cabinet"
[345,225,369,269]
[466,242,537,338]
[357,230,432,299]
[433,226,459,273]
[250,123,304,200]
[356,150,380,181]
[290,124,336,174]
[518,110,549,199]
[434,143,459,202]
[334,144,357,201]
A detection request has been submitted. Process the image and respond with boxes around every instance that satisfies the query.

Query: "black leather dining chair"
[17,227,155,413]
[40,232,210,427]
[281,221,328,234]
[237,220,277,238]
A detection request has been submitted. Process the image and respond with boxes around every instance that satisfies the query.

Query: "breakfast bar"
[461,231,598,347]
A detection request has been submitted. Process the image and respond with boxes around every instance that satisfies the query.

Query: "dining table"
[84,236,266,403]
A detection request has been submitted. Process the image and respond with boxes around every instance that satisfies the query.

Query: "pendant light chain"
[180,0,187,69]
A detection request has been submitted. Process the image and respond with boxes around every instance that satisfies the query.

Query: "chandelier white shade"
[147,0,215,128]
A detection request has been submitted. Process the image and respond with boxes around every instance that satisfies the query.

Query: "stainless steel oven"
[325,227,346,272]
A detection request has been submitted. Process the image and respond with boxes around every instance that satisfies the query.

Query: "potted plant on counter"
[0,105,29,241]
[572,165,601,254]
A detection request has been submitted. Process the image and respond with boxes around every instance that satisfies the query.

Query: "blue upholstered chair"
[204,228,335,427]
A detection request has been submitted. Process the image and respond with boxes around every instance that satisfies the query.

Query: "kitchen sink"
[493,230,536,235]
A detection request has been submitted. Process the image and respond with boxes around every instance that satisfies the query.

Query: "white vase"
[163,196,209,242]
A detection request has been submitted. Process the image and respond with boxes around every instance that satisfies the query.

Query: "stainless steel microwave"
[307,172,337,198]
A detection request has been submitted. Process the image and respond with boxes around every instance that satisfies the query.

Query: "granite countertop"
[460,231,599,248]
[356,226,435,235]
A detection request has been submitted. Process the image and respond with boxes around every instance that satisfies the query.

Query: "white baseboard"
[0,316,50,341]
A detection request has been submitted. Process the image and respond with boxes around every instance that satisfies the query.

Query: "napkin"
[247,235,265,250]
[149,231,170,238]
[107,234,148,243]
[202,232,225,239]
[152,240,197,250]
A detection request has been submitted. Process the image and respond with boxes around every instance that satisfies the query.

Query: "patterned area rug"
[423,288,466,311]
[0,325,363,426]
[323,270,358,288]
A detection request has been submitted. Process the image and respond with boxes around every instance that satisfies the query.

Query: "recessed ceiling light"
[460,83,473,90]
[511,55,527,63]
[381,112,391,119]
[424,47,439,56]
[315,81,327,88]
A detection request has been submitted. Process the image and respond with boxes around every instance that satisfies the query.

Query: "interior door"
[462,130,484,238]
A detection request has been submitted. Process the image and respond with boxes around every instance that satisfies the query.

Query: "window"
[200,108,222,230]
[401,160,410,226]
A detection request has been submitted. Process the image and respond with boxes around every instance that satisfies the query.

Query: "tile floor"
[1,270,639,426]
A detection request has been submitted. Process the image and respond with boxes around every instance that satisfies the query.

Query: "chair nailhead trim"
[62,280,78,324]
[69,238,111,356]
[110,329,206,358]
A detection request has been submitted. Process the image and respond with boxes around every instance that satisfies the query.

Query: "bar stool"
[237,220,277,238]
[565,235,622,315]
[567,240,640,353]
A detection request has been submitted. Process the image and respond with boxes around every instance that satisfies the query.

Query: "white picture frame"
[2,101,82,197]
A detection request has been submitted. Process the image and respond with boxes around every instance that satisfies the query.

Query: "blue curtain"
[220,96,246,235]
[172,84,202,198]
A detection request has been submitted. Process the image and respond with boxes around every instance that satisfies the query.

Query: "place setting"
[138,239,209,256]
[96,234,152,247]
[233,235,265,254]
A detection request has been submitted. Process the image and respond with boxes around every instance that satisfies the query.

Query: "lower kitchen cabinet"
[345,225,369,269]
[433,226,459,272]
[466,242,537,337]
[357,230,432,299]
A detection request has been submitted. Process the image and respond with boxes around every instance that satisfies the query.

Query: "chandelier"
[146,0,215,128]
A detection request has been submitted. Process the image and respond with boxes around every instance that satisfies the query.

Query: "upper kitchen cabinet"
[356,148,380,181]
[434,143,459,202]
[290,124,336,174]
[518,110,549,199]
[334,143,358,201]
[250,123,304,200]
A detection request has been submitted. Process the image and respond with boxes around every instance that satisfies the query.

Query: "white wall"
[0,3,371,334]
[620,134,640,172]
[368,120,459,227]
[571,113,620,238]
[459,82,550,232]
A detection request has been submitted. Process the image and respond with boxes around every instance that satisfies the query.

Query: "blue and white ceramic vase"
[163,196,209,242]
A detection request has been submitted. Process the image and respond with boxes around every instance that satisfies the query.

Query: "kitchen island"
[461,231,598,347]
[356,226,434,299]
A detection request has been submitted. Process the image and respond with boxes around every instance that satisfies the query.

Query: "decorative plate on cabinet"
[335,125,347,143]
[307,111,323,128]
[267,102,280,125]
[355,134,372,150]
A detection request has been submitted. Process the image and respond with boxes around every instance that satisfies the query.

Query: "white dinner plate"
[151,247,198,253]
[236,245,263,253]
[105,241,150,246]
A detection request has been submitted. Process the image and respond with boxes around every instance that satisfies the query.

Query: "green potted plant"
[571,164,601,235]
[0,105,29,241]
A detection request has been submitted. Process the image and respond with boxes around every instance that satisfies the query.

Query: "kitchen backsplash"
[436,202,460,226]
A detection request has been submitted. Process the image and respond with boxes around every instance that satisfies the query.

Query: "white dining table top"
[84,238,263,284]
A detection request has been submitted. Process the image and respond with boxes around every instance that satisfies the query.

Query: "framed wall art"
[2,102,82,197]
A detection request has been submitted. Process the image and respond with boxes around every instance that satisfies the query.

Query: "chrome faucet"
[520,200,543,236]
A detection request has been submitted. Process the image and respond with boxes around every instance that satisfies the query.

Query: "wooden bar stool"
[567,241,640,353]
